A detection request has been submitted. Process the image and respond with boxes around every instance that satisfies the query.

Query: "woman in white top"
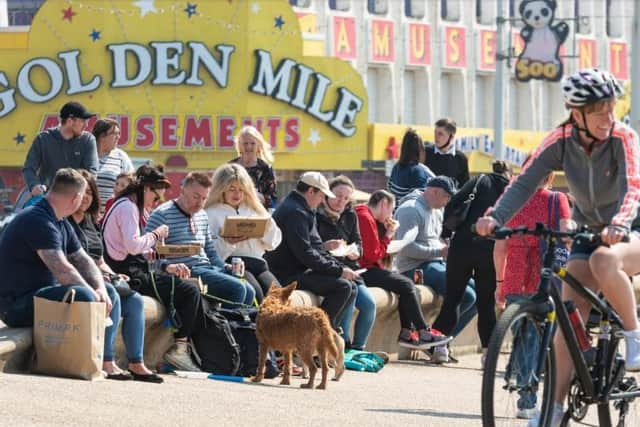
[205,163,282,303]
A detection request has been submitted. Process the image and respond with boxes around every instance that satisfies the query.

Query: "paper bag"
[33,289,106,380]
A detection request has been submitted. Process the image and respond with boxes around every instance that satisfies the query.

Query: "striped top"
[388,162,435,202]
[145,200,224,268]
[97,148,134,208]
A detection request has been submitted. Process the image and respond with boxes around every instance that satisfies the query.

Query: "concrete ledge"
[2,278,638,371]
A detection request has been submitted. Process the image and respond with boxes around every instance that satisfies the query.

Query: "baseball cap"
[60,101,96,120]
[299,171,335,198]
[426,176,458,196]
[137,165,171,189]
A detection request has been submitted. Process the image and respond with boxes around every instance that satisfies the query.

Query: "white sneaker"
[527,402,566,427]
[430,345,449,364]
[516,407,537,419]
[621,329,640,371]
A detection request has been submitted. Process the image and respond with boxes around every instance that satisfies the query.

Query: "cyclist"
[475,68,640,427]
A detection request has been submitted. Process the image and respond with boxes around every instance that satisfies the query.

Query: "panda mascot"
[515,0,569,82]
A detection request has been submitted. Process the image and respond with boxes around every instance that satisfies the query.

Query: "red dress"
[501,189,571,298]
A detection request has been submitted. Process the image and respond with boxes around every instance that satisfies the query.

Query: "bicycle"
[480,223,640,426]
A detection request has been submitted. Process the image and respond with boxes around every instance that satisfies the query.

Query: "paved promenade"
[0,352,608,427]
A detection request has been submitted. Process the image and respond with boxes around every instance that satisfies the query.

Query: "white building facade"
[291,0,634,132]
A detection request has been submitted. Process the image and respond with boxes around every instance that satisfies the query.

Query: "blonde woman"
[205,163,282,302]
[229,126,277,209]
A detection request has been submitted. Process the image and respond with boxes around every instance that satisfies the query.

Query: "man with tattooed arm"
[0,168,115,327]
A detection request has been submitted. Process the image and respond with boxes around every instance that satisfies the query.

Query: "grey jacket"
[393,189,445,274]
[490,122,640,231]
[22,127,98,191]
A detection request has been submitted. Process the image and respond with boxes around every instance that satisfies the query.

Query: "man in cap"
[265,172,357,331]
[22,101,99,200]
[394,176,476,363]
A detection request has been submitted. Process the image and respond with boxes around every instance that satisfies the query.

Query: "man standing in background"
[21,101,98,202]
[424,118,469,187]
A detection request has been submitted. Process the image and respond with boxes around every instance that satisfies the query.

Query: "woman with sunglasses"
[102,164,203,372]
[71,170,162,382]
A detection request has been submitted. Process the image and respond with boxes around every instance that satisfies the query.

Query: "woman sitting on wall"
[102,164,203,372]
[70,170,162,383]
[205,163,282,303]
[316,175,376,351]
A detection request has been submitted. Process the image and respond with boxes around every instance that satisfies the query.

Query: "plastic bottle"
[564,301,591,352]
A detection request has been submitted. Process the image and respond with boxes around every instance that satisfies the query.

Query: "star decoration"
[89,29,101,41]
[308,129,321,147]
[62,6,77,22]
[14,132,25,145]
[251,2,260,14]
[133,0,157,17]
[184,3,197,18]
[274,15,284,29]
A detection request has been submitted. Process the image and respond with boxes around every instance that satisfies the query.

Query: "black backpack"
[191,299,278,378]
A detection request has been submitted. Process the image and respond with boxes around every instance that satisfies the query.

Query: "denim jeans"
[191,263,255,307]
[505,295,539,410]
[340,280,376,350]
[108,290,146,364]
[0,283,148,364]
[403,260,477,336]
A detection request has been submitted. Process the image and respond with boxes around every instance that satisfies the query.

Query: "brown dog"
[252,282,342,389]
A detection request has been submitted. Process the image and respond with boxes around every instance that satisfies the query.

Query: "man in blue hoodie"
[22,101,99,200]
[394,176,476,363]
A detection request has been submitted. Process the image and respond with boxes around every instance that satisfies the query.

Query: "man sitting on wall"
[0,168,113,327]
[145,172,255,308]
[264,172,357,331]
[394,176,476,362]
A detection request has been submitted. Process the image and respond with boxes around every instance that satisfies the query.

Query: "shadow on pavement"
[366,408,481,420]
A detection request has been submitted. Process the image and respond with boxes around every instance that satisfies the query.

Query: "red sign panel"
[577,38,597,69]
[443,26,466,69]
[609,41,629,81]
[406,23,430,66]
[369,19,394,64]
[478,30,496,72]
[331,16,356,61]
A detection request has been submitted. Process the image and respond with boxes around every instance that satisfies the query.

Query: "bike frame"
[529,229,640,405]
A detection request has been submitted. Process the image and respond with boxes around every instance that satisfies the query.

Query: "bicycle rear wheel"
[482,302,556,427]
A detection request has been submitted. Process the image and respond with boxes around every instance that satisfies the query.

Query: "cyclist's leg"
[554,259,598,406]
[589,240,640,331]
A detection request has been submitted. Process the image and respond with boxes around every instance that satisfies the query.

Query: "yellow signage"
[0,0,368,170]
[369,123,548,173]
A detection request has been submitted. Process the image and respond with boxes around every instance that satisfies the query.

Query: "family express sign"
[0,0,367,170]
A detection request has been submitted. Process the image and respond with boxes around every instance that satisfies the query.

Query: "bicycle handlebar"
[472,223,629,245]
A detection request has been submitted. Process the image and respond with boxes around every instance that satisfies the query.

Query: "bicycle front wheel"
[482,301,556,427]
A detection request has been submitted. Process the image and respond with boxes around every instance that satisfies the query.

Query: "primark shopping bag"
[33,289,106,380]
